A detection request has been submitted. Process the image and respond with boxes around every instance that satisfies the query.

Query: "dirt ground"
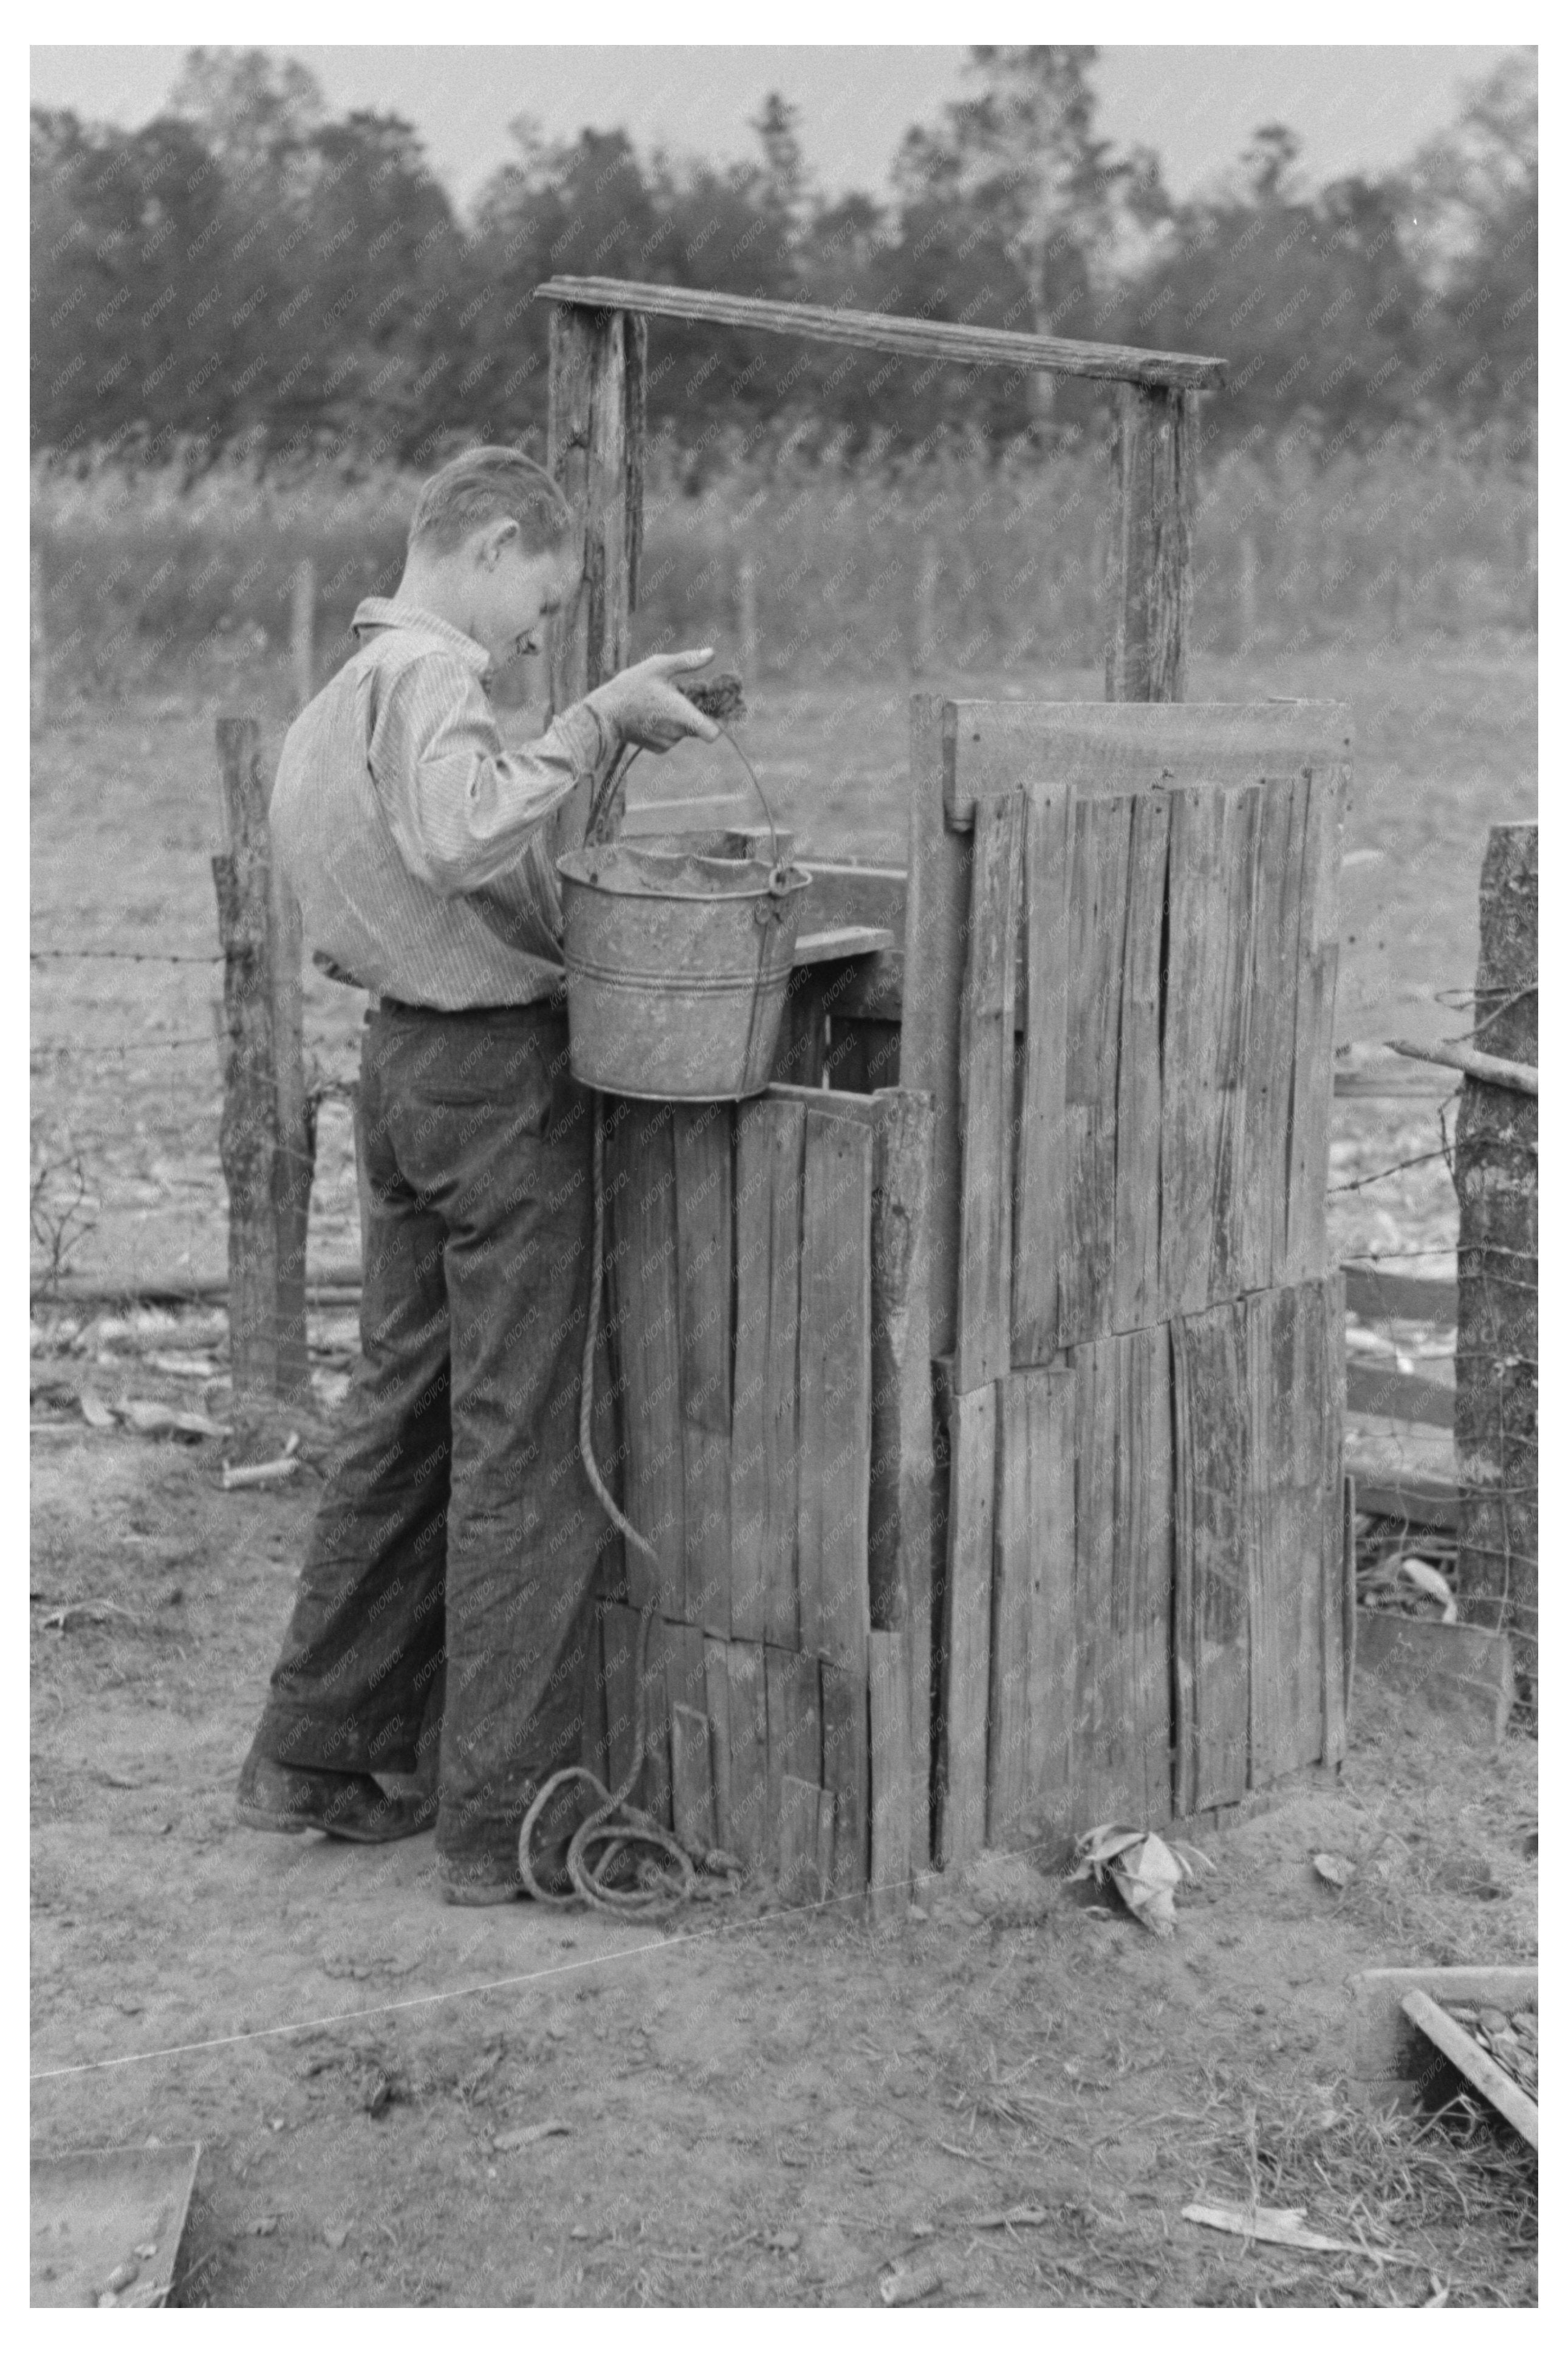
[32,642,1536,2306]
[30,1398,1536,2310]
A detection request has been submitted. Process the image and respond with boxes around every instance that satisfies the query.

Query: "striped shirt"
[269,598,613,1010]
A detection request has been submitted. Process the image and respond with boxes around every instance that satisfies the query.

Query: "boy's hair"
[408,446,572,557]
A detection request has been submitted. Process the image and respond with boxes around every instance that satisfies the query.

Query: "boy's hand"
[588,650,722,752]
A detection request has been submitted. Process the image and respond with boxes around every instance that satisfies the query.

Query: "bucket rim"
[556,845,814,904]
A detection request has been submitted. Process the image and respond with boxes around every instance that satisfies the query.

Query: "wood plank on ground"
[954,792,1022,1393]
[935,1383,997,1868]
[1012,778,1073,1365]
[733,1096,806,1648]
[900,696,970,1362]
[1112,790,1172,1333]
[940,699,1354,825]
[868,1627,912,1920]
[1058,795,1134,1347]
[1170,1299,1251,1811]
[820,1660,869,1898]
[673,1104,734,1637]
[796,1108,874,1672]
[604,1099,685,1618]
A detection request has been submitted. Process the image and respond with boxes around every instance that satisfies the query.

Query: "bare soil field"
[32,641,1536,2307]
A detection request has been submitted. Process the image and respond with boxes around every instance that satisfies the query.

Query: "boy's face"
[466,522,580,671]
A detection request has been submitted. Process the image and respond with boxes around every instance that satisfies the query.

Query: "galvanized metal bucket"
[556,842,813,1101]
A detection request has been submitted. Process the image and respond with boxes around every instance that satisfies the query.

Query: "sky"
[29,44,1526,214]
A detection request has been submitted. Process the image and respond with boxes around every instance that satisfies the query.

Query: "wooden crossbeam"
[535,277,1227,391]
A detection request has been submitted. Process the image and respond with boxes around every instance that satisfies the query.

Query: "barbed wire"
[31,947,223,966]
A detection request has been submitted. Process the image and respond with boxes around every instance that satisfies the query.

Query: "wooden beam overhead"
[536,277,1227,392]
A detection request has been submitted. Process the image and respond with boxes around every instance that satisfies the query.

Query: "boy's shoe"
[437,1849,574,1906]
[236,1751,436,1844]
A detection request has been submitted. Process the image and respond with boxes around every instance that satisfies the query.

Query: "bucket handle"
[717,727,792,896]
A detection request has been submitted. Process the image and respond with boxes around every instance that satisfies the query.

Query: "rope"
[516,1093,739,1916]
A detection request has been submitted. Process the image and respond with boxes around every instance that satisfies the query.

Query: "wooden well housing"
[542,278,1352,1907]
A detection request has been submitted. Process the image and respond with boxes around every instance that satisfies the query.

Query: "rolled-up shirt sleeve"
[367,651,608,899]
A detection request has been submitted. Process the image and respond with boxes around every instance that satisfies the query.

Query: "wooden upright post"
[546,303,646,854]
[1104,383,1197,702]
[1454,824,1538,1685]
[213,715,313,1404]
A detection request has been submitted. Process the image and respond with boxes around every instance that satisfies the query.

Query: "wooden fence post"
[1454,823,1537,1688]
[212,715,313,1404]
[1104,383,1197,701]
[547,302,645,854]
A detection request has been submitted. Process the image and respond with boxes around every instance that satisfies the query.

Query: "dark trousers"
[252,999,609,1872]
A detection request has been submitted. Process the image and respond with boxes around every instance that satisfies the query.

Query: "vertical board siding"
[1012,781,1073,1364]
[605,1100,685,1617]
[901,698,970,1362]
[797,1110,874,1673]
[1206,787,1264,1308]
[1058,796,1134,1347]
[1284,768,1347,1283]
[1112,792,1173,1333]
[674,1104,734,1637]
[821,1660,870,1897]
[954,792,1022,1393]
[987,1366,1077,1848]
[1240,776,1307,1290]
[1170,1300,1251,1810]
[936,1383,998,1866]
[868,1628,913,1919]
[733,1096,806,1650]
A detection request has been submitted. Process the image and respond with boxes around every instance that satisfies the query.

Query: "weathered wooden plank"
[954,792,1022,1394]
[725,1638,769,1870]
[1402,1989,1539,2149]
[664,1617,707,1714]
[764,1645,823,1867]
[547,303,635,857]
[770,961,832,1088]
[988,1367,1076,1846]
[671,1703,717,1858]
[1240,777,1308,1291]
[1117,1325,1177,1824]
[935,1383,997,1868]
[942,700,1352,825]
[815,1789,838,1903]
[867,1088,935,1871]
[797,1109,874,1672]
[640,1609,673,1827]
[1105,383,1197,704]
[580,1599,609,1786]
[601,1600,641,1802]
[820,1661,869,1898]
[796,860,908,942]
[1159,788,1229,1319]
[703,1638,733,1855]
[1351,1963,1537,2095]
[1323,1274,1348,1768]
[1012,778,1073,1365]
[1057,795,1134,1347]
[795,925,896,964]
[673,1103,733,1637]
[868,1628,912,1920]
[1112,791,1172,1332]
[604,1099,685,1618]
[779,1773,826,1904]
[1206,785,1263,1307]
[536,275,1228,390]
[733,1096,805,1649]
[1170,1299,1251,1810]
[1069,1336,1119,1826]
[1283,766,1349,1283]
[900,697,969,1362]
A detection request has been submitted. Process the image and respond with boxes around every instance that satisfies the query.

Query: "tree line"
[32,46,1536,475]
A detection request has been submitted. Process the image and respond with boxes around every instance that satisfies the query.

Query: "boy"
[235,445,718,1904]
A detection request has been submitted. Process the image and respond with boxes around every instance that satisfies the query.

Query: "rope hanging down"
[516,1094,742,1915]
